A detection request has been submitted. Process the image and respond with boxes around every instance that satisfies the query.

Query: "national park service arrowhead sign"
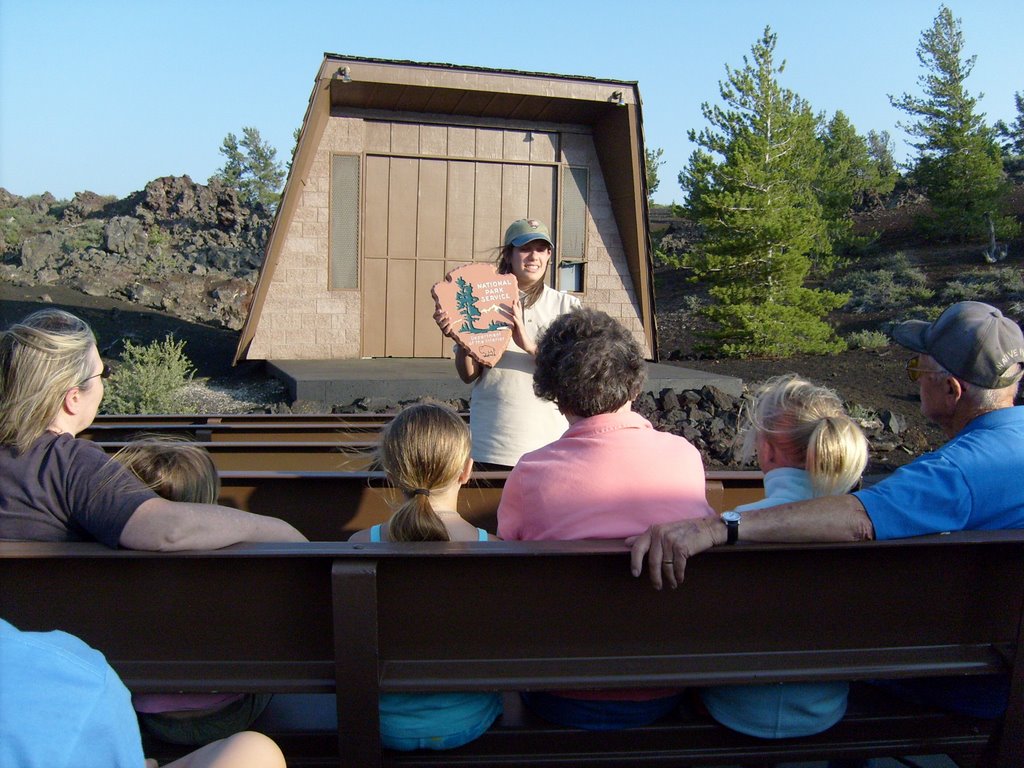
[432,263,518,367]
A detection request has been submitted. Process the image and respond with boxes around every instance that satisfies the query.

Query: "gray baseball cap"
[894,301,1024,389]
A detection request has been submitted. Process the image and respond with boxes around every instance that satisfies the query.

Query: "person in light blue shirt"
[0,618,287,768]
[0,617,145,768]
[349,403,502,749]
[699,374,869,738]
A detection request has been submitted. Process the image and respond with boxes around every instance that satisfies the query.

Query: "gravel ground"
[177,378,290,414]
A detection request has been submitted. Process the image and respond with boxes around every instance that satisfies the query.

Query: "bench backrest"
[3,534,1022,765]
[217,469,765,538]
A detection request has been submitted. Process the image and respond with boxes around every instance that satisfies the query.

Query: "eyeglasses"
[79,364,111,386]
[906,355,946,383]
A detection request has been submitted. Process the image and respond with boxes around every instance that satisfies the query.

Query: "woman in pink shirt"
[497,308,713,729]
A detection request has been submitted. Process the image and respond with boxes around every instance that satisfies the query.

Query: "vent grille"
[330,155,360,289]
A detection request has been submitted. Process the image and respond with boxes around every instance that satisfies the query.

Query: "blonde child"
[350,403,502,749]
[700,374,869,739]
[112,437,278,760]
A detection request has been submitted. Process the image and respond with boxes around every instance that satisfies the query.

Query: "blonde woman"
[434,219,581,469]
[0,309,305,549]
[700,374,869,739]
[350,403,502,749]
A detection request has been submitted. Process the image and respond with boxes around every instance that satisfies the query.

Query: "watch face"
[722,511,741,523]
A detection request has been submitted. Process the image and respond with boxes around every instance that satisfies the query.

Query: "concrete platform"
[266,358,743,406]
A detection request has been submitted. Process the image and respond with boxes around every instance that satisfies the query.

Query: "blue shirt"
[854,406,1024,718]
[0,618,145,768]
[855,407,1024,539]
[701,468,849,738]
[367,523,500,749]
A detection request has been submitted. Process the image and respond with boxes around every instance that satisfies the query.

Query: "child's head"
[740,374,868,497]
[377,402,472,542]
[112,435,219,504]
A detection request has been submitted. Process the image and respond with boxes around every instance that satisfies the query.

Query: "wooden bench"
[215,469,765,537]
[94,439,381,471]
[3,534,1020,766]
[81,412,469,442]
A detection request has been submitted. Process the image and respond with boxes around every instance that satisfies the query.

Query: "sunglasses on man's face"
[906,355,946,383]
[79,364,111,386]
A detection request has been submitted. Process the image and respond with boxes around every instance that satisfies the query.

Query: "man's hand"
[627,516,724,590]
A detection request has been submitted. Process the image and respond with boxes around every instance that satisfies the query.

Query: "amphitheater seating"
[2,533,1021,766]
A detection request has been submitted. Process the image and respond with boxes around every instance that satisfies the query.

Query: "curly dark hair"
[533,308,646,418]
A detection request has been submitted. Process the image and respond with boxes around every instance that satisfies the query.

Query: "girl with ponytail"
[700,373,869,740]
[351,402,496,544]
[349,402,501,749]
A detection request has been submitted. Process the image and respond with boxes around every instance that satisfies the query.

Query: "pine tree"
[210,126,286,212]
[994,92,1024,158]
[866,129,899,185]
[889,5,1014,241]
[818,112,898,250]
[679,27,847,357]
[645,147,665,204]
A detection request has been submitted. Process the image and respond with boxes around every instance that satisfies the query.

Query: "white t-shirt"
[469,286,581,466]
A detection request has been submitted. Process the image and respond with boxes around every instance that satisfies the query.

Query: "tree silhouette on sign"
[456,278,484,333]
[455,277,506,334]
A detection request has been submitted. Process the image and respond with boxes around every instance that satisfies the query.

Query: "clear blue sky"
[1,0,1021,205]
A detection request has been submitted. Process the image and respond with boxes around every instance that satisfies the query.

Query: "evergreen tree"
[866,129,899,185]
[287,126,303,175]
[210,126,286,212]
[889,5,1014,241]
[679,27,847,357]
[818,113,898,250]
[645,147,665,203]
[994,92,1024,158]
[818,111,865,250]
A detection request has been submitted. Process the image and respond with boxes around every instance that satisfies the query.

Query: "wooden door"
[362,155,556,358]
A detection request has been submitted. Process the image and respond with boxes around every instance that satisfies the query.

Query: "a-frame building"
[235,54,658,365]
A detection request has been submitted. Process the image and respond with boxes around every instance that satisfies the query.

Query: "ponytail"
[376,403,471,543]
[806,415,869,497]
[387,492,451,542]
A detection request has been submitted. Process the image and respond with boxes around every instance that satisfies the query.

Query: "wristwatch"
[721,511,741,545]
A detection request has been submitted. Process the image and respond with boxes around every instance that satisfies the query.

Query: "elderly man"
[629,300,1024,717]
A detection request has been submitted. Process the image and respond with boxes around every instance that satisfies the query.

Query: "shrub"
[939,267,1024,303]
[847,403,882,431]
[0,206,55,253]
[682,295,704,314]
[880,304,944,337]
[102,336,197,415]
[61,219,105,253]
[832,252,933,313]
[846,330,890,349]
